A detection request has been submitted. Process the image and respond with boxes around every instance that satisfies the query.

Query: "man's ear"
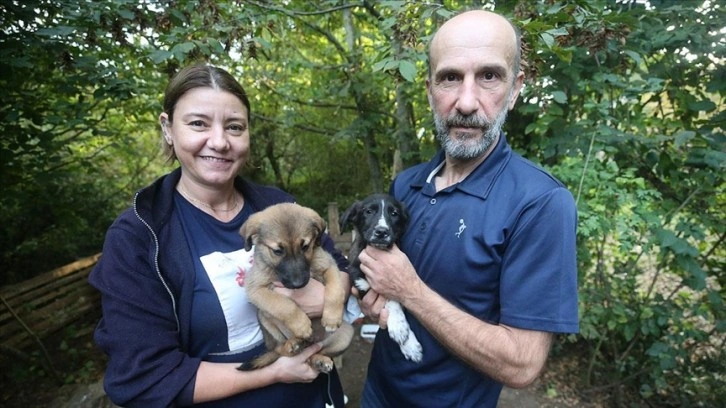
[508,71,525,111]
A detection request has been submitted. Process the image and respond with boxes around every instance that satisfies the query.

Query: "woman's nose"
[207,124,229,150]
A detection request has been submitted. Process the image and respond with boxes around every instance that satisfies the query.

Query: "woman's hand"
[273,279,325,318]
[270,343,323,383]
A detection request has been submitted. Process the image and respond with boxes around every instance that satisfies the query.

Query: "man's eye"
[482,72,497,81]
[444,73,458,82]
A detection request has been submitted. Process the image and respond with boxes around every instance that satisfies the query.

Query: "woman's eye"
[228,124,247,132]
[189,120,206,128]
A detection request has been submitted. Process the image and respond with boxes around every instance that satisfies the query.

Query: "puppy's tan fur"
[238,203,353,372]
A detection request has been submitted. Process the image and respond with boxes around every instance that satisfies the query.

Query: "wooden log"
[328,202,341,239]
[0,254,101,351]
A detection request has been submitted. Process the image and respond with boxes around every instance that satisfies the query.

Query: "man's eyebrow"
[476,63,508,76]
[434,67,460,78]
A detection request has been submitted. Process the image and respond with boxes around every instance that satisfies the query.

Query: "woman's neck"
[176,180,242,219]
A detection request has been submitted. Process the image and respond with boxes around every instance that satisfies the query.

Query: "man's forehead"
[430,40,513,74]
[431,14,515,60]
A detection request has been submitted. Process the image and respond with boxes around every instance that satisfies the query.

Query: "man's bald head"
[428,10,522,83]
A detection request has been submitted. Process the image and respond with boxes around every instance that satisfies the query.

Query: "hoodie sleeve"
[89,210,201,407]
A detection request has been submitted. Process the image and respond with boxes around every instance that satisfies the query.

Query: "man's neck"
[434,134,499,192]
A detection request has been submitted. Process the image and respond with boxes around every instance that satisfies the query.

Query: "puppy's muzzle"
[367,226,394,249]
[277,257,312,289]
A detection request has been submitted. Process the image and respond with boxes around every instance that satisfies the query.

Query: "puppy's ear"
[339,201,359,231]
[311,213,326,247]
[239,216,261,251]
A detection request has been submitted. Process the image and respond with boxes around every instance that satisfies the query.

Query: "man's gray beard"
[434,106,509,160]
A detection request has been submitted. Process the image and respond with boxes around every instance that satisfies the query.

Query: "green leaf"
[551,90,567,104]
[169,9,187,25]
[623,50,642,64]
[398,60,417,82]
[540,32,555,48]
[673,131,696,148]
[677,256,706,290]
[688,99,716,112]
[36,26,76,37]
[171,42,196,61]
[149,49,173,64]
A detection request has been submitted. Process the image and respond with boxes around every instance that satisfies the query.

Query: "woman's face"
[160,87,250,189]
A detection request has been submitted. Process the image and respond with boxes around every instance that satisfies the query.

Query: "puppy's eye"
[272,248,284,256]
[390,210,399,217]
[301,243,310,252]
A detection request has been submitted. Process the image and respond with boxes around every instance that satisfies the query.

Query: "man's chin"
[450,128,484,139]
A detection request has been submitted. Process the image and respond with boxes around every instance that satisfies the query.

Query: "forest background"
[1,0,724,406]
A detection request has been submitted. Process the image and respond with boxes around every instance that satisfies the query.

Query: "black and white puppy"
[340,193,422,362]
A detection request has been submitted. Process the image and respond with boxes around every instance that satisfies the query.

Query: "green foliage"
[511,0,725,405]
[0,1,724,405]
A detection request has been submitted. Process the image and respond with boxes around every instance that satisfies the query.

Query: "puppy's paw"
[279,338,308,356]
[289,315,314,340]
[321,311,343,332]
[386,301,411,345]
[400,332,423,363]
[309,354,334,373]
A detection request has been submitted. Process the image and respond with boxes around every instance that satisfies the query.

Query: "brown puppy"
[237,202,353,372]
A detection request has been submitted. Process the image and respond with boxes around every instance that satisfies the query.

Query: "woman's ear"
[159,113,172,145]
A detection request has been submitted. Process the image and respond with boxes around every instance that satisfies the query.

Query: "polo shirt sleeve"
[499,187,579,334]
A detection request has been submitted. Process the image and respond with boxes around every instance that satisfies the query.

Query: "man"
[356,10,579,407]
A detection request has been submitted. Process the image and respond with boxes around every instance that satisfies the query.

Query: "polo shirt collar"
[411,132,512,200]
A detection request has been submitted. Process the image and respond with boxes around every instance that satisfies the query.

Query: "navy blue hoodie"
[89,168,347,407]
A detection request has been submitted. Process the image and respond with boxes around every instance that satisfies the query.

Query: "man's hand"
[352,286,390,329]
[358,244,423,305]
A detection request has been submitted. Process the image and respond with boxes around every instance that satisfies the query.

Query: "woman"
[89,64,350,407]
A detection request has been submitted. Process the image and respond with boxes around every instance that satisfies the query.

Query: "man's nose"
[455,77,480,116]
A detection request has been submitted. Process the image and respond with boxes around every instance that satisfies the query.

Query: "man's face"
[426,11,523,160]
[432,89,512,160]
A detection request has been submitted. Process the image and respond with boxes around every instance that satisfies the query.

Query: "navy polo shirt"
[364,134,579,407]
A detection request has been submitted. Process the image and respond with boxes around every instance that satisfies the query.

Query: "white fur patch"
[386,300,423,362]
[376,198,390,229]
[355,278,370,292]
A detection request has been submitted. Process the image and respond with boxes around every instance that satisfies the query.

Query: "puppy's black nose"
[373,227,390,240]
